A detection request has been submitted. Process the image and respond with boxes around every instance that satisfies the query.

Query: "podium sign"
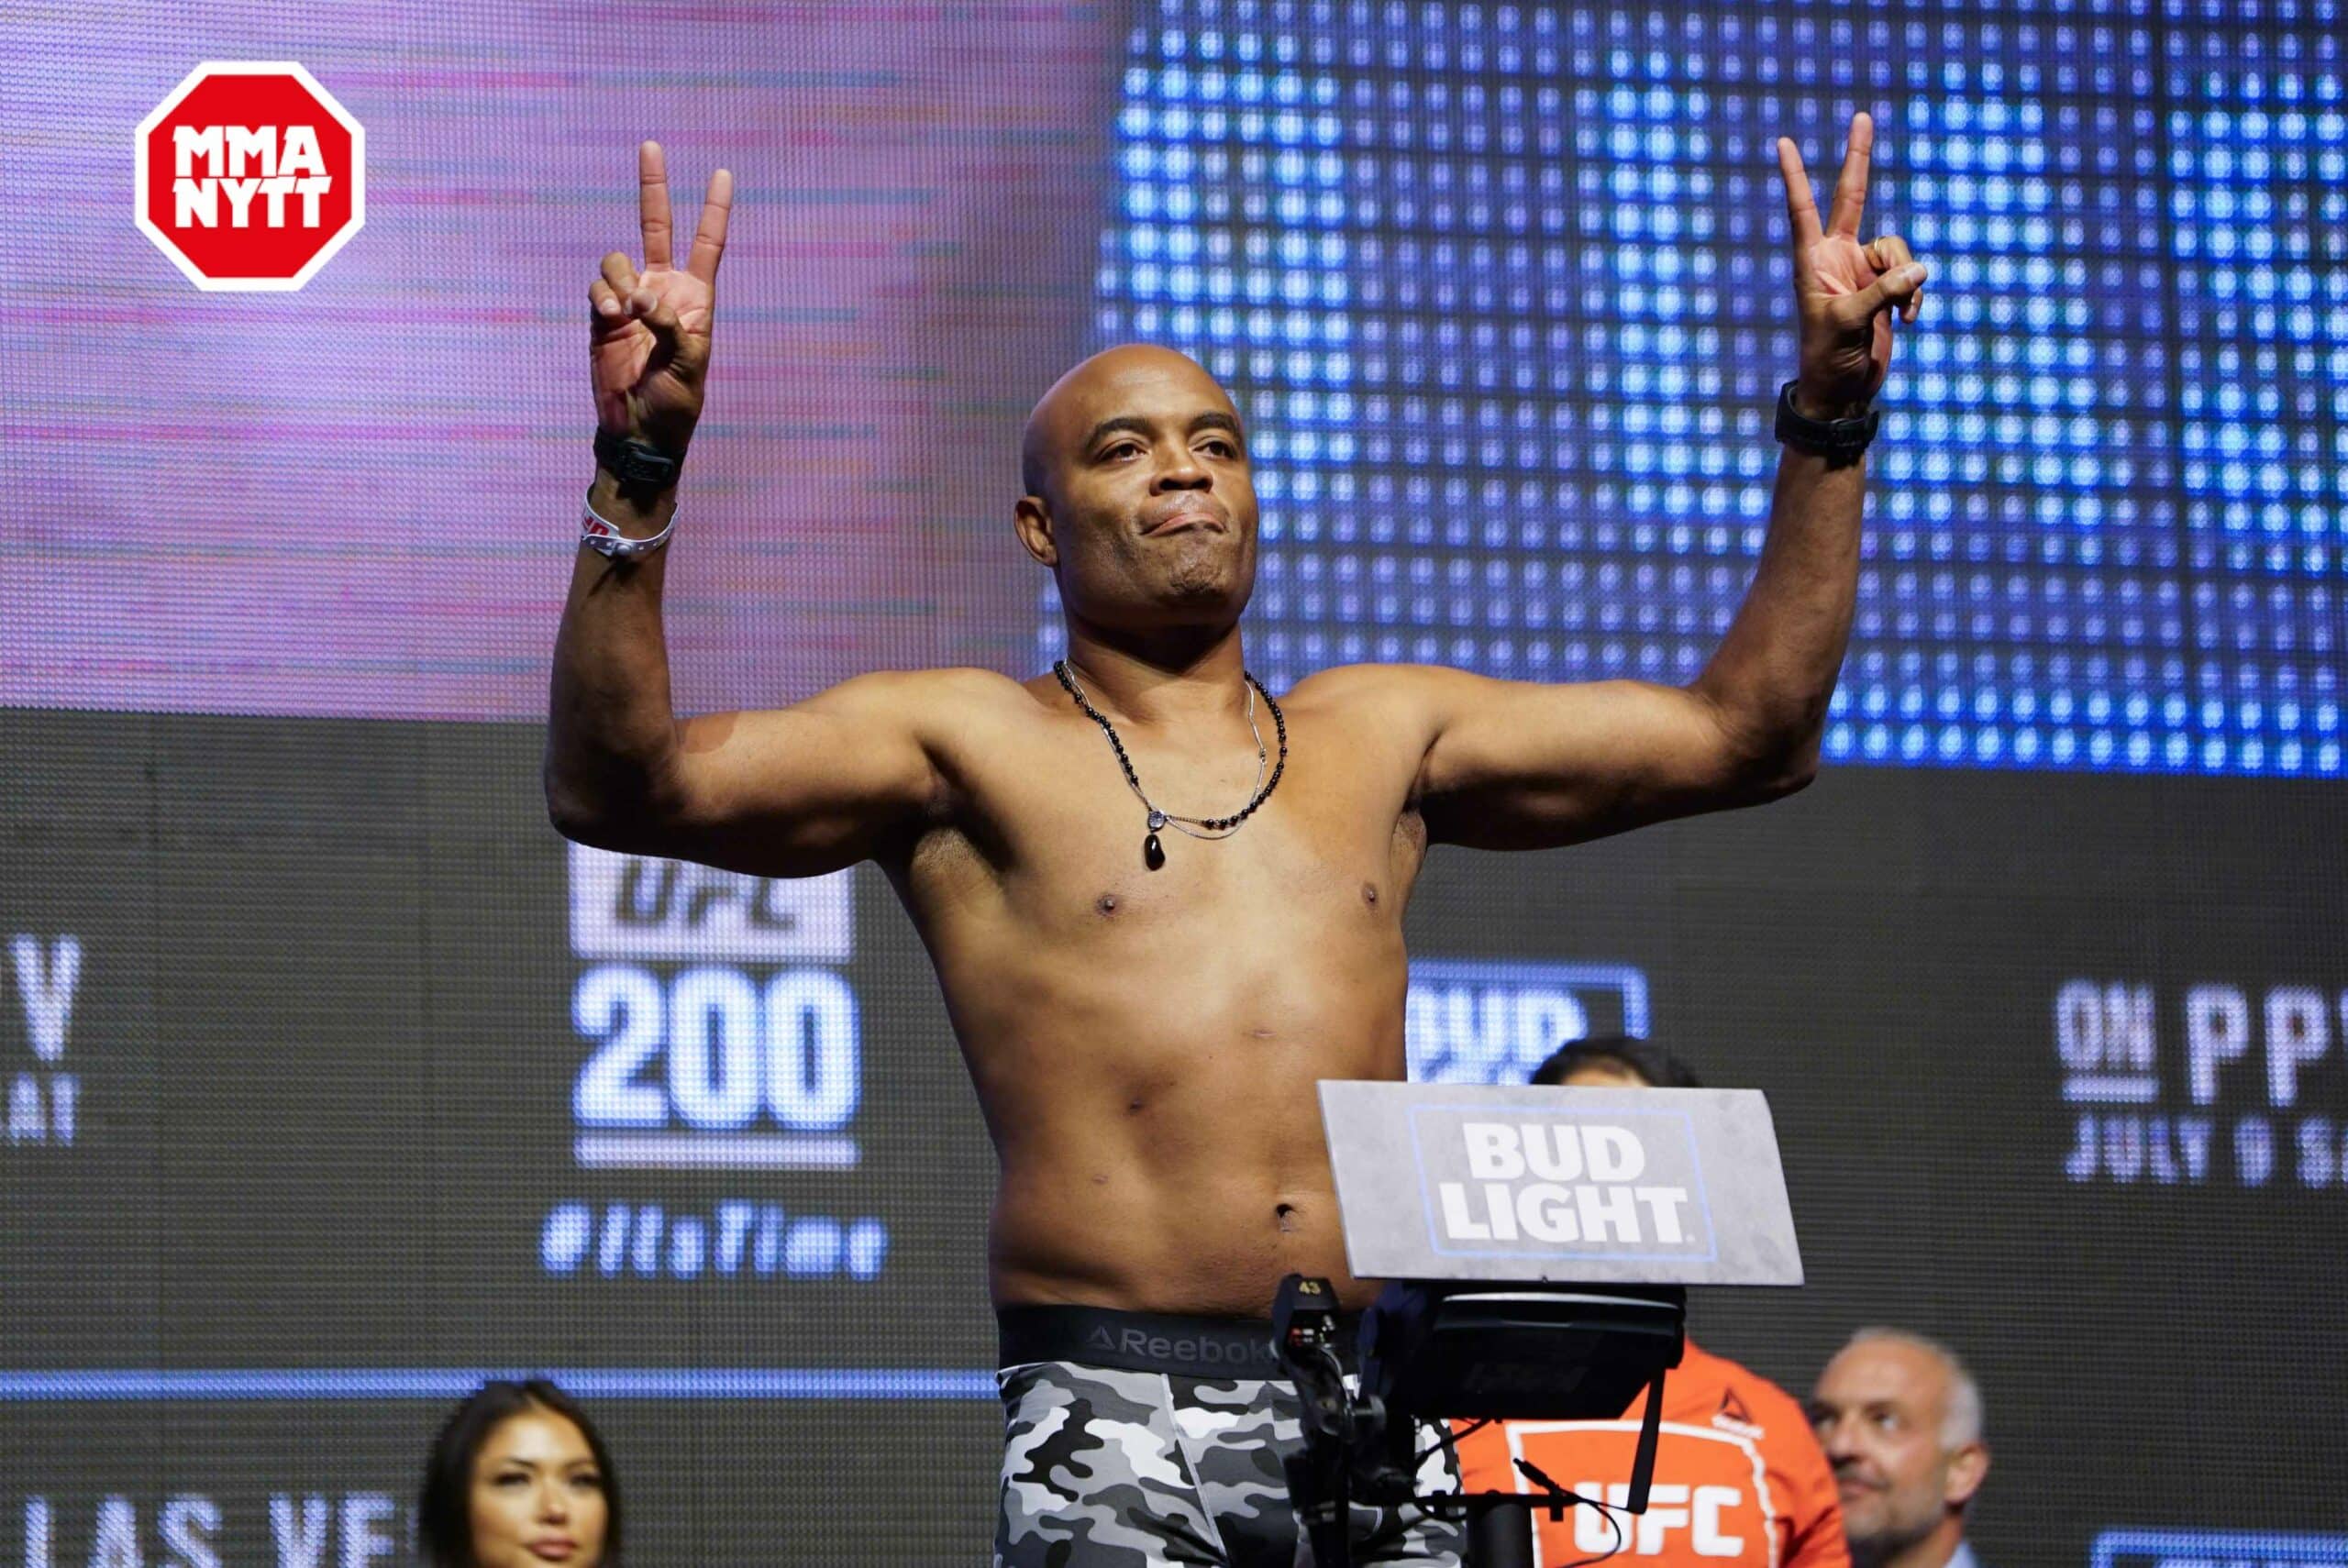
[1320,1081,1803,1286]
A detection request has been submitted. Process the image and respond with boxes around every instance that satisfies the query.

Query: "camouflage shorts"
[993,1357,1464,1567]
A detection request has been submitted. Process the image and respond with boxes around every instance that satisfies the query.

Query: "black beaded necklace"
[1052,658,1290,869]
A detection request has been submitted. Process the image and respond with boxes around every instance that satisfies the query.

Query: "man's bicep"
[653,673,947,876]
[1415,671,1766,848]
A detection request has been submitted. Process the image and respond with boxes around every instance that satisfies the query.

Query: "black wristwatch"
[1774,380,1880,467]
[593,426,684,493]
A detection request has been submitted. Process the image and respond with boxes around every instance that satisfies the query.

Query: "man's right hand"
[587,140,734,462]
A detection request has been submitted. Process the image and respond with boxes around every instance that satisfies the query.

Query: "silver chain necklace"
[1052,658,1290,869]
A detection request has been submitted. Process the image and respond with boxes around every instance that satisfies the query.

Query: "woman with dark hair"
[417,1378,621,1567]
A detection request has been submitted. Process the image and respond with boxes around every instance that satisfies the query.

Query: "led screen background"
[4,3,1124,719]
[1059,0,2347,778]
[4,3,2346,1565]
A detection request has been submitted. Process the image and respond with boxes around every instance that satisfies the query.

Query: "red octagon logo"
[135,61,365,292]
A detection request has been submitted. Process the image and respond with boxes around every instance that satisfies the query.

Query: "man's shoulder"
[1285,660,1482,723]
[813,665,1037,723]
[1288,660,1462,697]
[1678,1341,1819,1445]
[858,665,1032,698]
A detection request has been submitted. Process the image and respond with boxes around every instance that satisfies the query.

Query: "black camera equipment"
[1273,1274,1686,1568]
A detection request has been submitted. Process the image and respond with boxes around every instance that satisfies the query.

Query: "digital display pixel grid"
[1064,0,2346,776]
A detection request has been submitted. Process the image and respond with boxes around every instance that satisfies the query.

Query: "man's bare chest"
[910,709,1428,935]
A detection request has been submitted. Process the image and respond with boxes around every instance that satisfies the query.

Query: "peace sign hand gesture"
[1776,113,1928,415]
[587,140,734,461]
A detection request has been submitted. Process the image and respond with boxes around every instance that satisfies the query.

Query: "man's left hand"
[1775,111,1928,416]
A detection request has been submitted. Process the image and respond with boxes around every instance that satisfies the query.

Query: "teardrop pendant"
[1144,832,1166,870]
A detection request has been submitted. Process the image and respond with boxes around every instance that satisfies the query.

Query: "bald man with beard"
[548,122,1928,1566]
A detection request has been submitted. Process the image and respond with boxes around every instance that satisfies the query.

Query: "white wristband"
[581,496,675,559]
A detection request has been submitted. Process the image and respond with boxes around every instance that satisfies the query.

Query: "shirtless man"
[548,116,1927,1566]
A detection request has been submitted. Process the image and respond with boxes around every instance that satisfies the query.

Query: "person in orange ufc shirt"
[1451,1037,1849,1568]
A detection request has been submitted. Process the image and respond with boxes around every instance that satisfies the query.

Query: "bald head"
[1010,342,1259,634]
[1020,344,1238,502]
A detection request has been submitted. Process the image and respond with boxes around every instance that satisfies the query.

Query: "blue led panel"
[1053,0,2345,778]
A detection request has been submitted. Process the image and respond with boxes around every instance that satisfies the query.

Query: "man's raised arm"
[545,141,942,878]
[1401,112,1930,851]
